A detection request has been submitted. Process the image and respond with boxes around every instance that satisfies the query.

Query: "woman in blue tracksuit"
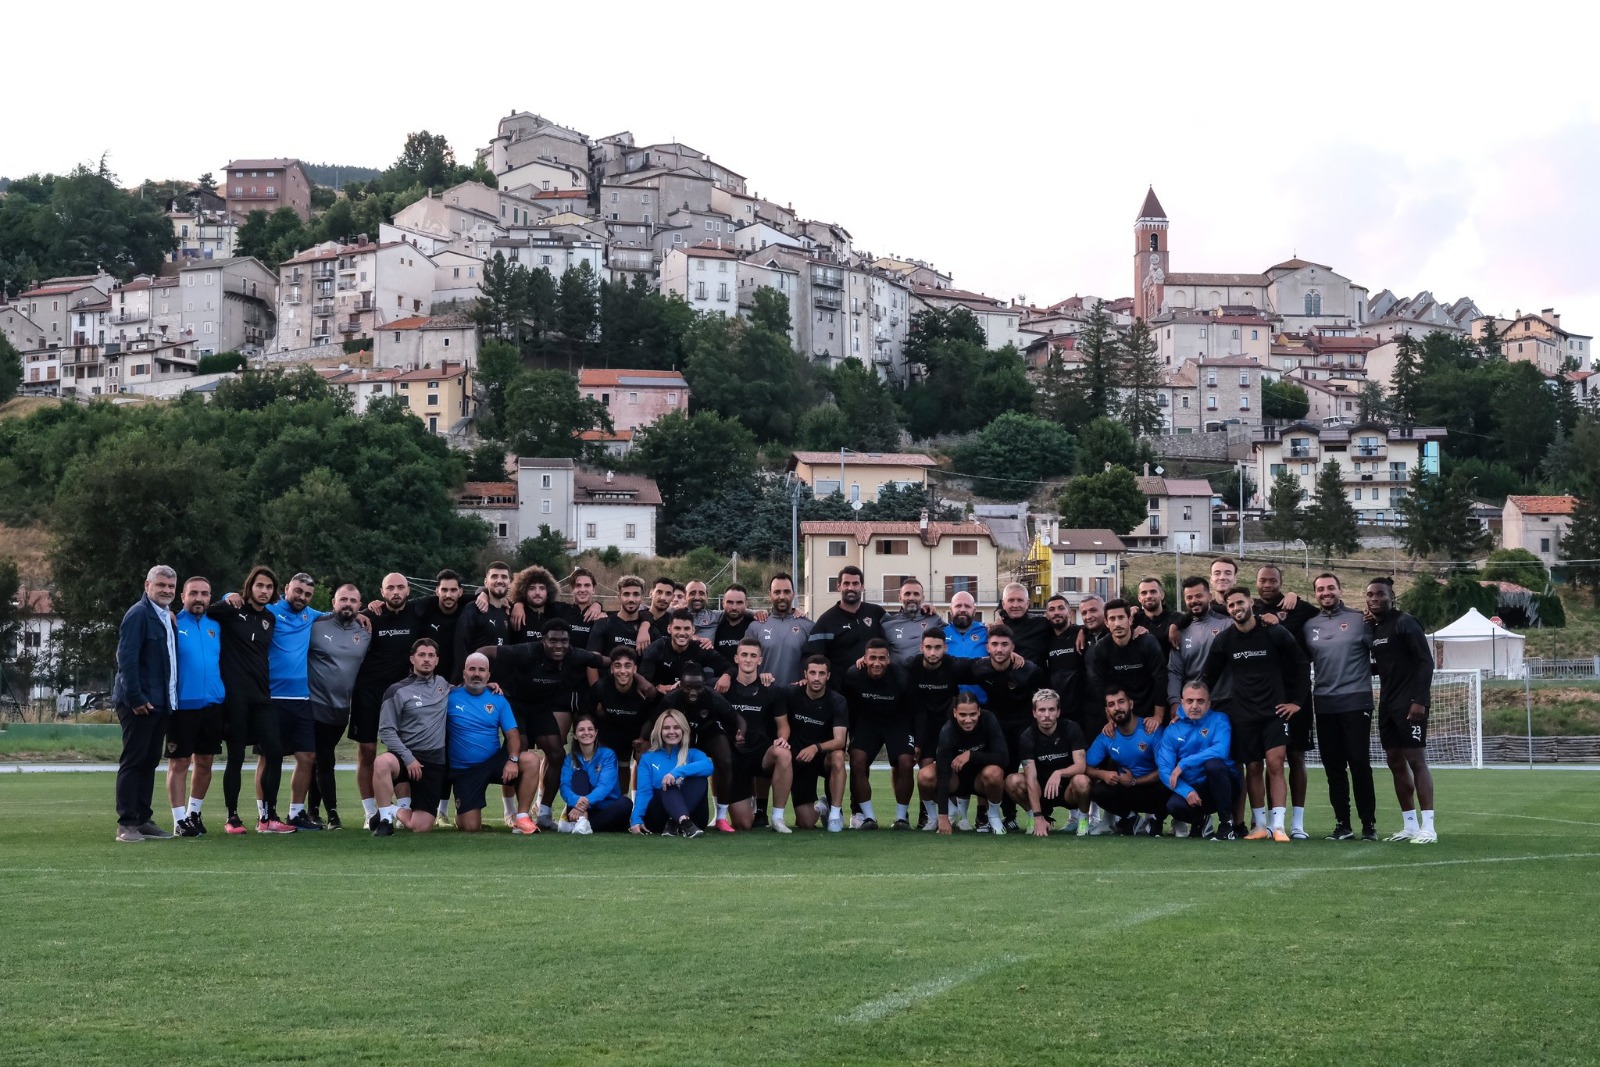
[630,709,714,838]
[558,715,632,833]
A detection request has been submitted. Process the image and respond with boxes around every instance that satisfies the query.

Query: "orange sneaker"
[1271,828,1291,843]
[1244,826,1272,840]
[513,814,539,835]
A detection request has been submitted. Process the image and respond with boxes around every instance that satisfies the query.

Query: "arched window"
[1305,290,1322,316]
[1148,233,1159,252]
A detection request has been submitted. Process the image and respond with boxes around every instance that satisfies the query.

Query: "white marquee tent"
[1427,608,1525,679]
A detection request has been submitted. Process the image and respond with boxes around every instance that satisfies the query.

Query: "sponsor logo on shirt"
[1234,649,1268,660]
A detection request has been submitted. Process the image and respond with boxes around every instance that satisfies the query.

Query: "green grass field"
[2,770,1598,1066]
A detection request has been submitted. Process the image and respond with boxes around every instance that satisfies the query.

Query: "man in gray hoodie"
[1302,573,1378,841]
[371,639,451,837]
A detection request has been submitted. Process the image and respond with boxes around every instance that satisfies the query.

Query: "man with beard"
[351,573,427,829]
[1007,688,1089,837]
[640,576,677,646]
[1303,573,1378,842]
[453,563,513,684]
[941,591,990,680]
[1132,577,1181,656]
[565,568,603,651]
[966,625,1046,833]
[588,575,648,661]
[1085,599,1169,733]
[1255,563,1319,837]
[880,577,944,667]
[806,566,886,686]
[167,576,224,838]
[417,569,465,683]
[307,582,369,829]
[1166,575,1235,837]
[775,657,849,832]
[371,639,451,837]
[1367,576,1437,844]
[686,579,721,641]
[261,572,327,831]
[707,584,758,664]
[992,582,1050,666]
[658,672,744,832]
[1084,687,1169,836]
[921,693,1010,835]
[752,572,815,688]
[843,639,917,830]
[209,566,285,834]
[507,565,567,644]
[641,610,734,691]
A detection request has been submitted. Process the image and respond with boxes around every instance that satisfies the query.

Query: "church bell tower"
[1134,186,1168,322]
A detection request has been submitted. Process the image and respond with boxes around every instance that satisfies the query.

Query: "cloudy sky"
[8,2,1597,335]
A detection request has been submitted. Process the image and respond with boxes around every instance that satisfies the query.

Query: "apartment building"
[169,208,239,262]
[1251,422,1448,526]
[910,285,1021,351]
[1500,495,1577,568]
[800,519,1000,612]
[222,158,312,220]
[371,313,478,370]
[171,258,278,355]
[1127,474,1214,552]
[660,244,739,316]
[1165,356,1265,432]
[578,368,690,432]
[276,239,435,350]
[1473,309,1591,374]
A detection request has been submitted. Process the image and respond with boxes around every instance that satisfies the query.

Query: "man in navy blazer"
[113,565,181,842]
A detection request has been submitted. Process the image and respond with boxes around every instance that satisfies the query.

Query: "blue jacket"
[561,746,622,807]
[1086,720,1163,778]
[630,746,714,826]
[174,609,225,710]
[1156,710,1234,798]
[112,596,176,712]
[267,600,324,699]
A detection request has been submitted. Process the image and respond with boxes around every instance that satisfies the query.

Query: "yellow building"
[789,450,937,504]
[394,360,474,437]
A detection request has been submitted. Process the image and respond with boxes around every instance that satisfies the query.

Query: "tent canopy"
[1427,608,1525,678]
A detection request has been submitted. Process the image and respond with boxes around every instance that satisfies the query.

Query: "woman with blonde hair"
[629,709,714,838]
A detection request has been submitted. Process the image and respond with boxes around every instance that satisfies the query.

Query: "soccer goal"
[1307,669,1483,769]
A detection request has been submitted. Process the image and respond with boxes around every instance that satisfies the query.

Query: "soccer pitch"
[3,770,1597,1066]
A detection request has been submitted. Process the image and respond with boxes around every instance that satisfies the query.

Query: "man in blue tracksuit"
[168,576,226,837]
[943,591,989,701]
[1157,679,1242,839]
[1084,686,1169,835]
[265,573,327,830]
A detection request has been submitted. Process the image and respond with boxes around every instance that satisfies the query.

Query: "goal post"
[1306,669,1483,769]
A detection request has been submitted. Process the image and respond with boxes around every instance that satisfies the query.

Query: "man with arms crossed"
[1303,573,1378,841]
[1006,688,1089,837]
[774,656,849,831]
[371,638,451,837]
[1367,577,1437,843]
[168,576,224,837]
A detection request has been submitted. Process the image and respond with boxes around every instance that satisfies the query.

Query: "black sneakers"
[1361,826,1380,842]
[891,818,911,831]
[1002,818,1022,834]
[325,810,343,831]
[1326,824,1355,841]
[371,817,394,838]
[679,820,703,839]
[175,816,202,838]
[288,811,325,831]
[751,811,769,829]
[1210,822,1237,841]
[859,817,879,831]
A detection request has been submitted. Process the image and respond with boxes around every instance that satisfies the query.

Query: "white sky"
[8,2,1598,334]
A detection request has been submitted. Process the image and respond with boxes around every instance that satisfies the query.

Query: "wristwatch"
[508,754,519,763]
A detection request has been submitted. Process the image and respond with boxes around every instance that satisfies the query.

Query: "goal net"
[1307,669,1483,769]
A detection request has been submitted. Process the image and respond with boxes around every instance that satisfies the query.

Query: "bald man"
[351,573,428,827]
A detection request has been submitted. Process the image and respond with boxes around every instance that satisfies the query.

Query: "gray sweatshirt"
[1168,609,1234,709]
[1302,603,1375,714]
[880,609,942,666]
[378,673,451,766]
[308,614,371,719]
[751,610,815,687]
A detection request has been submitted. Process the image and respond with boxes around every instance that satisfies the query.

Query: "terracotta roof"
[224,158,302,170]
[579,368,689,388]
[532,189,589,200]
[1267,257,1332,272]
[680,243,740,259]
[912,285,1010,309]
[1134,477,1213,498]
[1505,495,1577,516]
[393,364,469,382]
[1137,187,1167,220]
[790,451,936,468]
[801,520,995,547]
[573,469,662,505]
[22,590,55,615]
[281,241,380,266]
[385,316,431,331]
[1166,364,1198,387]
[577,428,635,442]
[18,283,93,298]
[1052,529,1127,553]
[459,481,518,502]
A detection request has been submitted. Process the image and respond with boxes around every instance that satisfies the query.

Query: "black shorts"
[949,762,985,799]
[915,712,948,762]
[392,748,448,815]
[517,705,563,742]
[599,720,645,763]
[449,748,510,814]
[224,693,277,751]
[274,699,315,754]
[998,720,1028,774]
[850,717,916,763]
[1379,709,1428,750]
[311,701,350,729]
[1231,715,1291,763]
[349,687,383,744]
[1286,707,1315,753]
[791,753,833,807]
[728,744,774,804]
[166,705,224,759]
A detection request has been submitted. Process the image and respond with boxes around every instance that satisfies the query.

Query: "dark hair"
[804,654,831,672]
[242,565,279,601]
[1226,585,1252,601]
[1211,556,1238,570]
[770,572,794,588]
[668,608,695,624]
[1046,593,1069,607]
[900,576,924,588]
[737,636,762,651]
[335,582,360,598]
[485,561,511,576]
[954,691,981,709]
[435,568,461,585]
[1256,563,1283,579]
[652,576,675,589]
[672,581,685,593]
[988,623,1013,641]
[723,583,747,596]
[1103,598,1132,616]
[543,618,571,634]
[571,567,595,584]
[569,713,601,768]
[1103,685,1130,701]
[1181,575,1211,592]
[865,638,890,653]
[839,565,864,580]
[609,646,637,664]
[411,637,439,653]
[183,575,211,591]
[1368,575,1395,588]
[1182,678,1211,696]
[1315,572,1340,586]
[1138,576,1164,589]
[921,629,946,643]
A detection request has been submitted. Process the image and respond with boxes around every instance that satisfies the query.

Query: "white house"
[509,458,662,557]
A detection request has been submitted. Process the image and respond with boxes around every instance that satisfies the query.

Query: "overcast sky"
[8,2,1597,335]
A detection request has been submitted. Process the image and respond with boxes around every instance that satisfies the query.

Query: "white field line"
[1453,810,1600,829]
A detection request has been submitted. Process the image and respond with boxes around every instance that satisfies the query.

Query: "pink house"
[578,368,690,432]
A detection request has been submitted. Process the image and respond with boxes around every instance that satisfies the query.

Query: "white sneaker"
[1055,816,1080,835]
[1087,816,1114,836]
[813,800,827,822]
[555,820,576,834]
[849,812,865,830]
[988,820,1006,836]
[920,816,938,832]
[573,817,593,836]
[1173,820,1192,839]
[1290,828,1309,841]
[1133,815,1155,836]
[956,818,973,833]
[826,811,843,833]
[1409,828,1438,844]
[1386,827,1417,842]
[771,820,792,834]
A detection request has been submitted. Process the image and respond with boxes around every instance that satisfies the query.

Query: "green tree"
[1076,417,1152,475]
[465,442,510,482]
[1034,352,1087,428]
[1481,548,1549,589]
[555,261,600,362]
[1056,466,1145,535]
[1402,572,1497,631]
[750,287,793,336]
[1389,335,1423,423]
[817,357,903,451]
[235,206,311,268]
[1561,494,1600,607]
[904,306,985,366]
[0,334,21,402]
[472,253,526,342]
[1211,467,1257,511]
[1397,469,1492,563]
[1477,320,1503,360]
[1302,460,1361,563]
[255,466,366,581]
[195,351,246,374]
[1116,318,1164,437]
[630,411,760,551]
[392,131,457,190]
[796,405,851,450]
[1072,300,1120,421]
[1264,468,1305,545]
[501,369,612,459]
[1262,378,1311,420]
[1356,379,1391,424]
[952,412,1075,499]
[684,314,805,443]
[0,557,21,682]
[513,525,572,573]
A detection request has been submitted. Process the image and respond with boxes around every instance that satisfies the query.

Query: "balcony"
[311,266,335,280]
[312,303,334,317]
[1286,446,1317,459]
[813,290,843,310]
[338,322,360,334]
[285,271,304,284]
[285,294,302,305]
[337,281,358,291]
[1353,443,1387,458]
[112,312,147,324]
[810,266,844,289]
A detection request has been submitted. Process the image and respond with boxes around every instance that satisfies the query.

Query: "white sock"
[860,800,875,821]
[1291,806,1305,832]
[538,804,552,818]
[1270,806,1286,830]
[556,820,575,833]
[1420,809,1435,832]
[172,806,187,825]
[771,808,786,825]
[362,797,378,817]
[988,808,1004,829]
[256,800,269,819]
[289,803,305,818]
[1252,807,1268,829]
[896,803,909,821]
[715,803,729,821]
[1402,809,1419,831]
[503,796,517,818]
[948,800,961,819]
[924,800,939,820]
[379,804,398,822]
[397,797,412,811]
[437,801,448,818]
[188,797,203,814]
[828,806,842,820]
[1088,803,1102,821]
[516,811,529,820]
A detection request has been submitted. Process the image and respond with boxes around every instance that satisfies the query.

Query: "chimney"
[1143,463,1150,477]
[605,470,614,483]
[919,508,930,531]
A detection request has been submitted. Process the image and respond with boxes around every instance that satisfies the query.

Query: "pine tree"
[1560,494,1600,607]
[1397,470,1491,562]
[1264,468,1305,546]
[1390,335,1423,423]
[1073,300,1120,420]
[1302,460,1360,563]
[1117,318,1164,437]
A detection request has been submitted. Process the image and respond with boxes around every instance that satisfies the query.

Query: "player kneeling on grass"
[445,653,526,834]
[920,693,1010,835]
[630,710,715,838]
[558,715,633,834]
[1006,688,1089,837]
[1156,680,1242,840]
[1084,686,1170,836]
[372,639,451,837]
[776,656,849,832]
